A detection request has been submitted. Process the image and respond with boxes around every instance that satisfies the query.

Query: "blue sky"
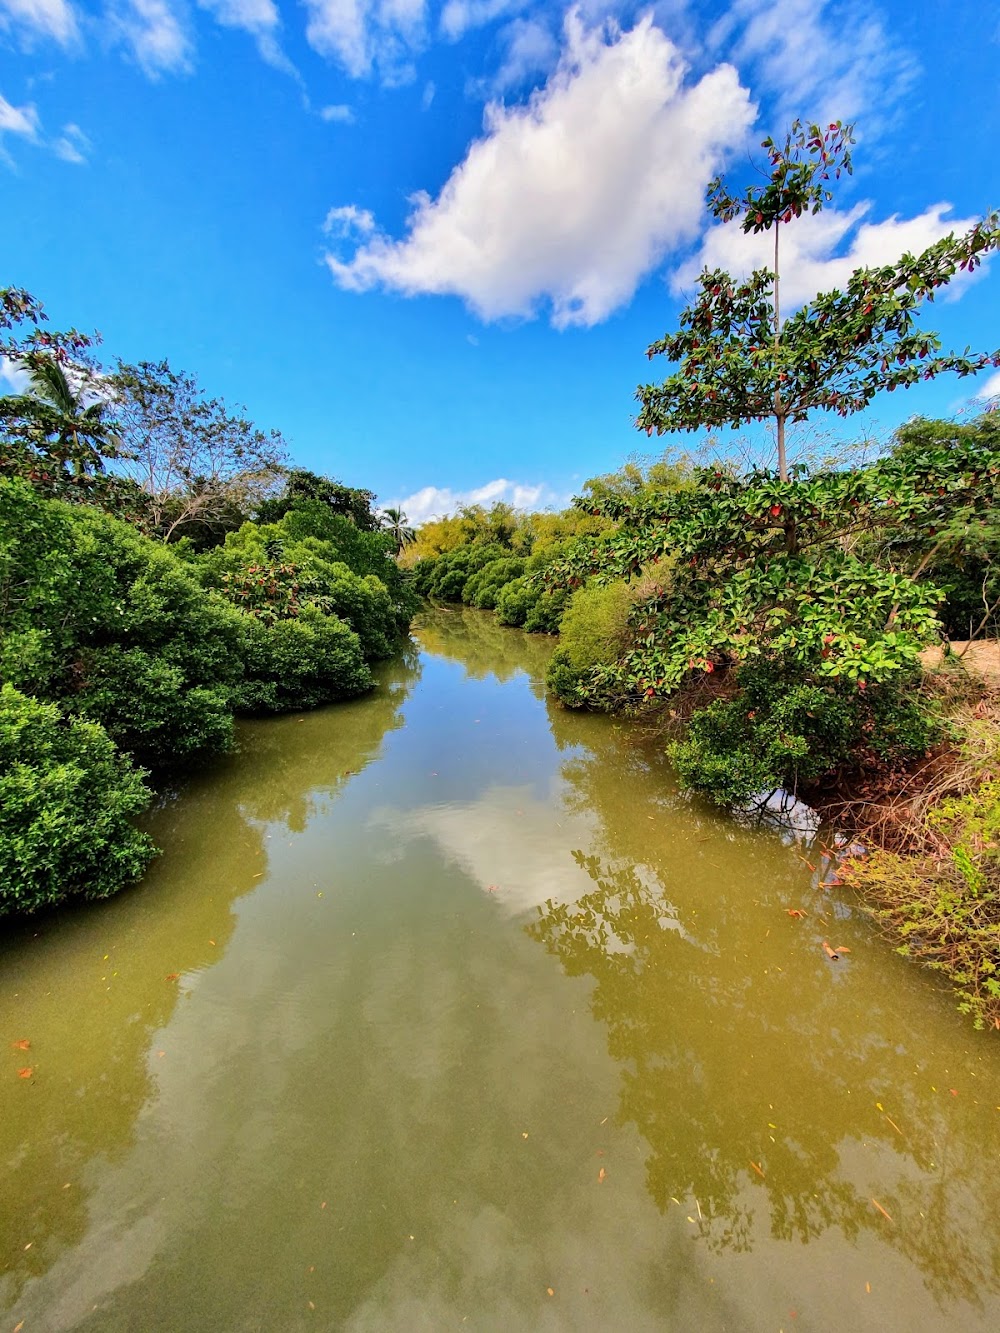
[1,0,998,520]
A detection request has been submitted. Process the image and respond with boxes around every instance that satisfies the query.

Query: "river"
[2,607,999,1331]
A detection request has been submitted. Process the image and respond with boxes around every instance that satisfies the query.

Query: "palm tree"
[1,357,120,475]
[380,506,416,555]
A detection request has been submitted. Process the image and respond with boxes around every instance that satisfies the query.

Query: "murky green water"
[3,607,1000,1331]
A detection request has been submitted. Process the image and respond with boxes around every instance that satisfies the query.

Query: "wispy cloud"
[324,9,755,327]
[0,92,41,140]
[196,0,299,76]
[51,120,90,163]
[710,0,917,127]
[113,0,193,77]
[439,0,526,42]
[975,369,1000,401]
[303,0,427,82]
[0,0,79,46]
[320,102,356,122]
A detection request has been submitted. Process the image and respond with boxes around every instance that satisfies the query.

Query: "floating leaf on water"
[871,1198,893,1222]
[165,973,180,982]
[598,1167,607,1183]
[17,1068,33,1079]
[12,1039,30,1051]
[750,1160,765,1179]
[546,1288,554,1297]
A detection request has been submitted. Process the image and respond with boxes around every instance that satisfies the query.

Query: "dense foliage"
[0,683,156,915]
[0,285,415,913]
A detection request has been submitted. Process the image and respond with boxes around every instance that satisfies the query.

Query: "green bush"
[232,608,373,714]
[494,575,536,627]
[463,556,526,610]
[0,478,242,769]
[0,684,155,915]
[546,581,633,706]
[668,661,934,806]
[523,586,568,634]
[200,527,399,662]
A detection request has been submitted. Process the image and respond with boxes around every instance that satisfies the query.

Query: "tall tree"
[108,360,288,542]
[637,121,1000,483]
[379,506,416,554]
[0,285,121,487]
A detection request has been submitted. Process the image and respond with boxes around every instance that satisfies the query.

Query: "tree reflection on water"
[527,780,1000,1308]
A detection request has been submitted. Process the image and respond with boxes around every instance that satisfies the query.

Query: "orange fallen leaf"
[834,945,852,954]
[486,885,499,892]
[786,909,807,919]
[320,1201,327,1210]
[871,1198,893,1222]
[17,1068,33,1079]
[749,1160,765,1179]
[12,1039,30,1051]
[822,941,840,960]
[598,1167,607,1183]
[866,1282,871,1294]
[950,1089,958,1096]
[546,1288,554,1297]
[14,1320,24,1332]
[165,973,180,982]
[208,939,216,946]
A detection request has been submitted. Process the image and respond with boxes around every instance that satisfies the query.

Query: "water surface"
[2,607,999,1331]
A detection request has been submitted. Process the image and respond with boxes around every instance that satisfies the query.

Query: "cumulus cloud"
[113,0,193,76]
[324,10,755,327]
[710,0,917,126]
[387,478,553,524]
[303,0,426,80]
[975,370,1000,401]
[0,0,79,46]
[671,202,982,311]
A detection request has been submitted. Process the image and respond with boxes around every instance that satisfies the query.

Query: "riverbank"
[831,654,1000,1029]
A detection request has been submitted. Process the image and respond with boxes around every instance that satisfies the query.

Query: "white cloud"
[320,102,356,122]
[303,0,427,80]
[388,478,553,524]
[711,0,917,126]
[0,355,32,392]
[51,120,90,163]
[0,92,41,138]
[324,11,755,327]
[420,78,434,108]
[440,0,525,42]
[114,0,193,76]
[0,0,79,46]
[975,370,1000,401]
[323,203,376,236]
[197,0,298,74]
[488,16,558,93]
[671,202,981,311]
